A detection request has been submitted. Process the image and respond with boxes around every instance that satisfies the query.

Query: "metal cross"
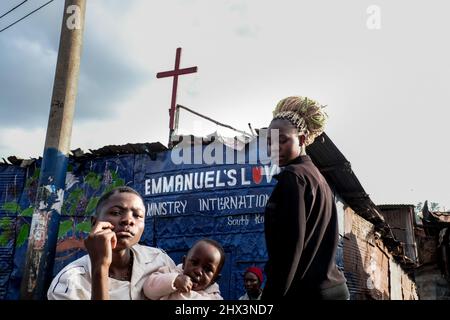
[156,48,198,146]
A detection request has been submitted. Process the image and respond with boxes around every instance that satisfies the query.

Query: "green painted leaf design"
[1,202,20,214]
[75,221,91,233]
[32,169,40,179]
[26,169,40,188]
[85,172,101,190]
[58,220,73,238]
[0,218,12,229]
[113,178,125,188]
[104,185,113,194]
[16,224,30,247]
[20,207,34,217]
[64,187,83,216]
[0,218,13,246]
[0,233,9,246]
[111,171,119,179]
[85,197,99,216]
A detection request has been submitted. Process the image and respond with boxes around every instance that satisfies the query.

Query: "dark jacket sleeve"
[262,171,307,299]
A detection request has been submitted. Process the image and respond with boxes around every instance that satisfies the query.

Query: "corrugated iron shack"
[0,132,418,299]
[413,201,450,299]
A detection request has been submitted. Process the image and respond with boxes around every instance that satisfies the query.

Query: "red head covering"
[245,266,264,283]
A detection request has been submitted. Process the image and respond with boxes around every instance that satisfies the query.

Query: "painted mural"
[0,140,344,300]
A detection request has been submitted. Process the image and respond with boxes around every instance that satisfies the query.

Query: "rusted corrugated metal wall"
[414,264,450,299]
[344,207,417,300]
[414,228,450,300]
[379,207,417,263]
[401,270,418,299]
[390,258,418,300]
[0,165,26,299]
[390,261,403,299]
[343,208,389,299]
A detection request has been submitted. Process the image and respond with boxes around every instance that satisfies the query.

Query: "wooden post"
[20,0,86,300]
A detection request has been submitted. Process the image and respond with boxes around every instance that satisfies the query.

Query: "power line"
[0,0,55,34]
[0,0,28,20]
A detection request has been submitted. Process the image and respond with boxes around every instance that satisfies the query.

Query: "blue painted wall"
[0,139,344,299]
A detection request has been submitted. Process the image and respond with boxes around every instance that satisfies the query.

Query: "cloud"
[0,127,46,159]
[1,0,450,209]
[0,0,149,128]
[234,24,259,38]
[75,30,149,123]
[0,36,56,128]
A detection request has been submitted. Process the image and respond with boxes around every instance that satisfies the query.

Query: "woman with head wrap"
[239,266,264,300]
[262,96,349,300]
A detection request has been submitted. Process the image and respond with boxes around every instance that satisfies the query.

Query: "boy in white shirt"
[47,186,176,300]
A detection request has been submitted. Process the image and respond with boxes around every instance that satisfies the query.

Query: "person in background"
[143,238,225,300]
[262,96,349,300]
[47,186,176,300]
[239,266,264,300]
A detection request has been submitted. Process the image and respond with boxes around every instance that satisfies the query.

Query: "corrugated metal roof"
[422,200,450,225]
[377,204,415,209]
[4,133,388,226]
[171,131,390,230]
[5,142,167,166]
[307,133,386,227]
[3,132,403,254]
[305,133,406,258]
[428,211,450,223]
[378,204,415,210]
[84,142,167,158]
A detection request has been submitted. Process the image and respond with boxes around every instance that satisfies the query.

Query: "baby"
[143,239,225,300]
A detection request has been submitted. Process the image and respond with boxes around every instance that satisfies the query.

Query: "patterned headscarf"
[272,96,328,146]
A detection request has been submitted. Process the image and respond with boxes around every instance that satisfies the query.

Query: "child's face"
[183,242,222,291]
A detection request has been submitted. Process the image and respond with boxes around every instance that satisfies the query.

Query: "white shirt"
[47,244,176,300]
[239,292,262,300]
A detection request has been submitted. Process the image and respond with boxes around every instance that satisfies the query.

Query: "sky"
[0,0,449,209]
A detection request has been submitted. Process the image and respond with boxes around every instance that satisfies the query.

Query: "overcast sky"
[0,0,449,209]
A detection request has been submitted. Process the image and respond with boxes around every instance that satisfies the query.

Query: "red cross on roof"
[156,48,198,136]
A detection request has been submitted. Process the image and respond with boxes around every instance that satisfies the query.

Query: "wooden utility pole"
[20,0,86,300]
[156,48,198,148]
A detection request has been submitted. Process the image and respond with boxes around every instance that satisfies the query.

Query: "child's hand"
[174,274,193,293]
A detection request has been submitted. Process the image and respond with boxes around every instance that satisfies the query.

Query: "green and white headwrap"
[272,96,328,146]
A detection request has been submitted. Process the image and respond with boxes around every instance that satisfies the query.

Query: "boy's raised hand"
[174,274,193,293]
[84,221,117,269]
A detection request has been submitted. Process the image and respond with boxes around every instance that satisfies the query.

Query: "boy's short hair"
[94,186,144,216]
